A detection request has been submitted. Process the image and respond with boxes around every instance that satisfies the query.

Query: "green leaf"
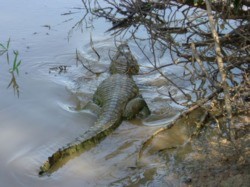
[0,50,6,56]
[6,52,9,63]
[6,38,10,49]
[0,43,6,50]
[13,50,19,64]
[17,60,22,66]
[16,67,19,75]
[16,60,22,75]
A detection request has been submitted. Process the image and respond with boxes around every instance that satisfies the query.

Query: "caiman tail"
[39,112,122,176]
[38,43,150,176]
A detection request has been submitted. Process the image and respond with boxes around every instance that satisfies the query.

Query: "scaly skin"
[39,43,150,176]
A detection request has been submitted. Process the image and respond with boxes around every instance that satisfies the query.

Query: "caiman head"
[110,43,139,75]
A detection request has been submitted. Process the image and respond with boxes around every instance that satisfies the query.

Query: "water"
[0,1,185,186]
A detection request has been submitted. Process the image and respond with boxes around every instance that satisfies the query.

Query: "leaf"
[0,38,10,50]
[6,52,9,63]
[0,50,6,56]
[6,38,10,49]
[9,50,21,75]
[16,60,22,75]
[17,60,22,66]
[16,67,19,75]
[13,50,18,66]
[0,43,6,50]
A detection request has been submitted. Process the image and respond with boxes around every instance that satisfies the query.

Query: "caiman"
[39,43,150,176]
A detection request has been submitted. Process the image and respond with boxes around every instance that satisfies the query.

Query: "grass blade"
[6,38,10,49]
[16,60,22,75]
[0,43,6,50]
[7,52,9,63]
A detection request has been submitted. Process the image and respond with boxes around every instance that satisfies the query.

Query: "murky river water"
[0,1,190,186]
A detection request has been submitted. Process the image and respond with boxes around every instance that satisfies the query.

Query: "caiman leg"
[82,101,101,116]
[123,96,150,119]
[39,99,148,176]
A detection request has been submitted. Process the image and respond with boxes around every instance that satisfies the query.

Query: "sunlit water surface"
[0,1,188,186]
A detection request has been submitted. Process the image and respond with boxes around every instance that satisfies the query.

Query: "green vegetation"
[0,38,10,55]
[0,38,22,97]
[9,50,22,75]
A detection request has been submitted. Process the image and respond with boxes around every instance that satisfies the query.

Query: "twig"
[90,32,100,61]
[137,87,223,162]
[75,49,96,74]
[205,0,233,140]
[191,42,215,87]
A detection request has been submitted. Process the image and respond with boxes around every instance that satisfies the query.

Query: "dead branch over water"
[79,1,249,139]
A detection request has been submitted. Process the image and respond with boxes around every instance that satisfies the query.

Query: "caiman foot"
[123,96,150,119]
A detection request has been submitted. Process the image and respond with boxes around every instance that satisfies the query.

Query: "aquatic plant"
[0,38,10,55]
[9,50,22,75]
[0,38,22,96]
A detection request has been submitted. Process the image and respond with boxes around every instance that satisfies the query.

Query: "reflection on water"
[0,1,188,186]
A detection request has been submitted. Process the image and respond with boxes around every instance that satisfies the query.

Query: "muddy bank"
[140,105,250,186]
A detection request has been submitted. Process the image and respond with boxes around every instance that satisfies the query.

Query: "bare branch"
[205,0,233,140]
